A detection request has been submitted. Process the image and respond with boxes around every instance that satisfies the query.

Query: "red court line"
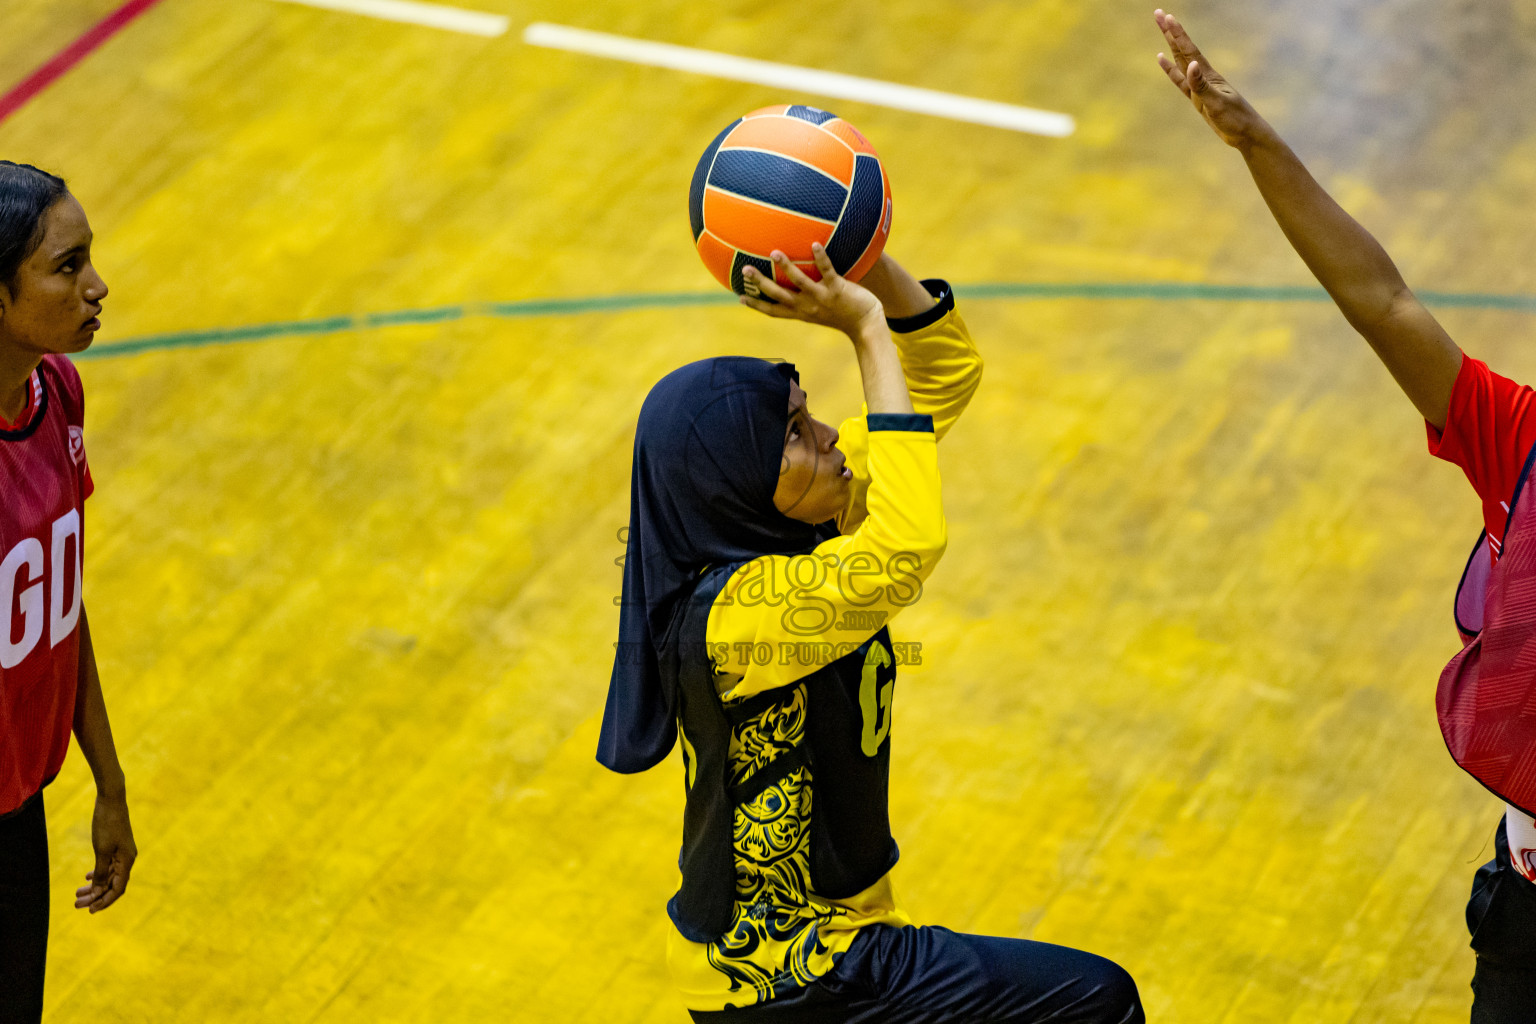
[0,0,169,127]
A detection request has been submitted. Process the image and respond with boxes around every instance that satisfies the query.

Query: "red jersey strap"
[1438,439,1536,817]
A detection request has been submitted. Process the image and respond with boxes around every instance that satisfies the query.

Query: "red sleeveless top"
[0,355,93,816]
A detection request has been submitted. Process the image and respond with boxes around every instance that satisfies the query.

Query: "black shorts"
[690,924,1143,1024]
[1467,816,1536,1024]
[0,789,49,1024]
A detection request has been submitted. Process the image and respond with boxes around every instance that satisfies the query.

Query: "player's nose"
[84,267,108,302]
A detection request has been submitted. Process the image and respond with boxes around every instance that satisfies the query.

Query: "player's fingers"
[747,264,800,305]
[773,253,820,295]
[1187,60,1208,93]
[1163,11,1187,42]
[96,878,124,911]
[808,243,838,283]
[90,871,121,905]
[1156,14,1183,60]
[1168,15,1208,71]
[739,294,792,318]
[1156,11,1186,52]
[1158,54,1191,95]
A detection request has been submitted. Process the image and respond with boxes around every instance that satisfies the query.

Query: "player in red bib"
[0,162,136,1023]
[1154,12,1536,1020]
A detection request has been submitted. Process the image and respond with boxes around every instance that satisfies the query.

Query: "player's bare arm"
[1154,9,1463,429]
[859,253,939,321]
[70,607,136,914]
[742,243,915,417]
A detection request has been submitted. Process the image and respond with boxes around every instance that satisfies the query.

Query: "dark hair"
[0,161,68,292]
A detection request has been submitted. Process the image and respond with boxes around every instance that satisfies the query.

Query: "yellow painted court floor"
[8,0,1536,1020]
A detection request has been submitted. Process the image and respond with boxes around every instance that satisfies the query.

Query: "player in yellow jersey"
[600,242,1144,1022]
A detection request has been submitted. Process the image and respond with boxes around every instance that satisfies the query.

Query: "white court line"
[268,0,509,37]
[523,22,1074,138]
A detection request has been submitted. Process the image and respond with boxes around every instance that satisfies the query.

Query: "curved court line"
[76,282,1536,362]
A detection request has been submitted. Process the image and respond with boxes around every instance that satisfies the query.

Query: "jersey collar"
[0,370,45,439]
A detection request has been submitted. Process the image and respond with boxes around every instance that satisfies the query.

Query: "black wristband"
[886,279,954,334]
[867,413,935,433]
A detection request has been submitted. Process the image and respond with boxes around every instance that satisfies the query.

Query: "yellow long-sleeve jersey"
[667,282,982,1011]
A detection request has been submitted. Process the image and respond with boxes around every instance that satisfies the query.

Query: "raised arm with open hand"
[1154,10,1266,149]
[1153,9,1462,429]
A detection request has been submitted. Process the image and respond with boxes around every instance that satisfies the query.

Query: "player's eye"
[58,260,76,274]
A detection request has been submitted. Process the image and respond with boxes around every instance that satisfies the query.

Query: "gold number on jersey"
[859,642,895,756]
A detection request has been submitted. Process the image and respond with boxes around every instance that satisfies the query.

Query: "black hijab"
[598,356,821,773]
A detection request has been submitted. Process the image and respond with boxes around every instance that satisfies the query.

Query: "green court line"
[75,281,1536,361]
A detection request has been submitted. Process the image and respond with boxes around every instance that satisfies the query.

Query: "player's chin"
[59,327,96,353]
[821,472,853,513]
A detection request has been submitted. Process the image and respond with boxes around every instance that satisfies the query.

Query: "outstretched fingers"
[808,242,839,283]
[774,251,824,294]
[739,285,792,318]
[1158,52,1192,95]
[1168,15,1202,59]
[740,250,829,318]
[1156,9,1219,100]
[1155,10,1205,71]
[742,263,795,305]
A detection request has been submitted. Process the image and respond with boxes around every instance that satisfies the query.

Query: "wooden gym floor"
[6,0,1536,1020]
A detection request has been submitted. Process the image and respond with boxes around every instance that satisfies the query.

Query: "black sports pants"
[0,791,48,1024]
[690,924,1143,1024]
[1467,817,1536,1023]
